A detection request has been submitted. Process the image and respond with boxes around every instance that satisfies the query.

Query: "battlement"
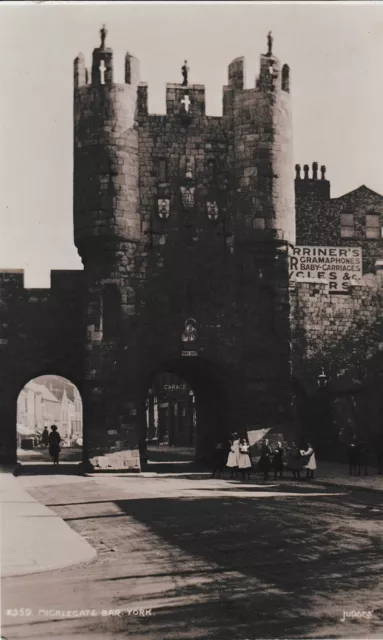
[75,28,290,122]
[74,49,140,88]
[0,270,24,289]
[222,36,290,123]
[0,269,83,292]
[74,28,295,247]
[74,26,139,89]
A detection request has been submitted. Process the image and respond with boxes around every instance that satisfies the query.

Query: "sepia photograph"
[0,2,383,639]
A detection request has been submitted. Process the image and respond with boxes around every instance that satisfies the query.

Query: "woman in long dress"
[300,441,317,479]
[226,432,240,478]
[48,425,61,465]
[238,438,252,481]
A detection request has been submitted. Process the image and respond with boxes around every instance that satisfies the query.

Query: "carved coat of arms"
[180,160,195,211]
[207,201,219,221]
[158,198,170,219]
[181,318,197,342]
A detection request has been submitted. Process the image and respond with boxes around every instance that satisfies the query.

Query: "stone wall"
[0,270,84,462]
[132,47,295,447]
[290,270,383,390]
[0,35,297,467]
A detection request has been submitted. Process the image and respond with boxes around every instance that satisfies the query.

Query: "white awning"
[17,423,35,436]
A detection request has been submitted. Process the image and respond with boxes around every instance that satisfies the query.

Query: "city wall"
[0,270,84,460]
[290,269,383,391]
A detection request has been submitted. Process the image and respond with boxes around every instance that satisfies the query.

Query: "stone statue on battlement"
[100,25,107,50]
[182,60,189,87]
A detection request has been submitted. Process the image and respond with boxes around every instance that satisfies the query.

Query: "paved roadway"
[2,472,383,640]
[17,447,82,464]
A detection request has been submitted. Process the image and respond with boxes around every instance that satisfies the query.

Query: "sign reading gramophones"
[289,246,363,292]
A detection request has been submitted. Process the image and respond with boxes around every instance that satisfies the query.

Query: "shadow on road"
[11,475,383,640]
[89,494,381,640]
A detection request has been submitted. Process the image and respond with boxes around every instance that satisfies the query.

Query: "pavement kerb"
[1,471,97,578]
[313,478,383,494]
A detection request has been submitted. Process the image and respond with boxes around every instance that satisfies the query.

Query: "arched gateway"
[141,357,240,463]
[0,31,295,470]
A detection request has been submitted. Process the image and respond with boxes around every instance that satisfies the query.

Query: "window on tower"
[365,213,381,239]
[340,213,355,238]
[157,159,168,183]
[207,159,216,182]
[253,218,266,230]
[102,284,121,340]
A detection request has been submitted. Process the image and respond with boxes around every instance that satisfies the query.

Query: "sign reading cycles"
[289,246,363,292]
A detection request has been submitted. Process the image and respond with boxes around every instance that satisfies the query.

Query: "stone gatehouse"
[0,30,382,469]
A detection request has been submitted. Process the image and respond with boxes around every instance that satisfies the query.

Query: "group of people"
[41,425,62,465]
[346,436,372,476]
[212,434,317,481]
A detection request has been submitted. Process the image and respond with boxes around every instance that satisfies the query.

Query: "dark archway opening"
[145,372,196,465]
[141,357,237,471]
[16,375,83,470]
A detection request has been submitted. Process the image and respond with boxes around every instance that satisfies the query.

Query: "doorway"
[142,357,236,468]
[16,374,83,468]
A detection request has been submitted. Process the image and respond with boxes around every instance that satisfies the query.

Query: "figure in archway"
[272,441,284,480]
[300,440,317,480]
[211,441,227,478]
[259,437,272,481]
[238,437,252,481]
[41,426,49,449]
[226,432,240,478]
[48,425,61,465]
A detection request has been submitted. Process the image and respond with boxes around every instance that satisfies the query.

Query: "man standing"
[48,425,61,465]
[41,426,49,449]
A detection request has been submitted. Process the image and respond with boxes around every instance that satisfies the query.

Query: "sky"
[1,1,383,287]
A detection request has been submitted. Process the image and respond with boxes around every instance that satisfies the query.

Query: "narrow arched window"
[102,284,121,340]
[89,295,103,332]
[282,64,290,92]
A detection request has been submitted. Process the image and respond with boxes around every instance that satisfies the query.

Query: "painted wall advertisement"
[289,246,363,292]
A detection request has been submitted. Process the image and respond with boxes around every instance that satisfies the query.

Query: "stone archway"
[140,357,241,464]
[0,366,83,468]
[15,374,84,467]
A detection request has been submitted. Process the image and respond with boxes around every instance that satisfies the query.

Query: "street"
[17,447,82,465]
[2,472,383,640]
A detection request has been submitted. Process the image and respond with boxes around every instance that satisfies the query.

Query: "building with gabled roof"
[295,164,383,273]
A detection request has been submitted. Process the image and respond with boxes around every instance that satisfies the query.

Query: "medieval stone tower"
[1,28,382,470]
[71,28,295,468]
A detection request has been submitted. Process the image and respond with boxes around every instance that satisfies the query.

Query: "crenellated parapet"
[0,270,84,398]
[221,35,295,245]
[73,28,141,258]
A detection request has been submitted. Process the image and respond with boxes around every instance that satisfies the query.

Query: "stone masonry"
[295,163,383,273]
[0,30,382,468]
